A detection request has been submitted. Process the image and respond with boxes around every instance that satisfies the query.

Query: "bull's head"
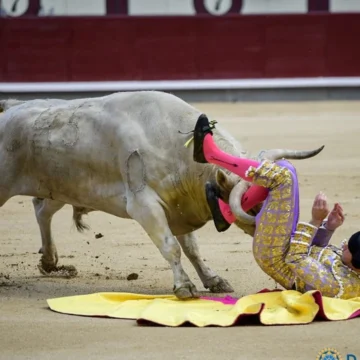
[215,145,325,236]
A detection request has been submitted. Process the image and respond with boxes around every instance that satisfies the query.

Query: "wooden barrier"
[1,13,360,82]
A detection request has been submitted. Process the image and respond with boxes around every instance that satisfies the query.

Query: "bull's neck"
[189,163,222,224]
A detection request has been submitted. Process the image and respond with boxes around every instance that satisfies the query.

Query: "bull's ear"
[216,169,228,187]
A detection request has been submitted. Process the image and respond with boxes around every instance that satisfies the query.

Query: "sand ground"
[1,100,360,360]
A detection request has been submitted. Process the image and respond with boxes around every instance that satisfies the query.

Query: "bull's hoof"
[38,255,58,274]
[38,260,78,279]
[206,276,234,293]
[38,248,59,269]
[174,282,200,299]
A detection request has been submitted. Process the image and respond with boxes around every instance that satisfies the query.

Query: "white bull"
[0,91,324,298]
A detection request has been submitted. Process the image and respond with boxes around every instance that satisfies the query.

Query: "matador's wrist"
[309,218,323,228]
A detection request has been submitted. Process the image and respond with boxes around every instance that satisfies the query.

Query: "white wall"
[1,0,30,16]
[0,0,106,16]
[1,0,360,16]
[40,0,106,15]
[331,0,360,12]
[242,0,307,14]
[129,0,193,15]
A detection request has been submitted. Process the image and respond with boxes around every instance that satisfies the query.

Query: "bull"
[0,91,324,298]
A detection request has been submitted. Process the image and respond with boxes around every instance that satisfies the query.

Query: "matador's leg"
[193,114,269,214]
[249,159,300,289]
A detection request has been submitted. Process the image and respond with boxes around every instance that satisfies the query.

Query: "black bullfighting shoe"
[205,182,231,233]
[193,114,214,163]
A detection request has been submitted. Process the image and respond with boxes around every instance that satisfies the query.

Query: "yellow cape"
[47,290,360,327]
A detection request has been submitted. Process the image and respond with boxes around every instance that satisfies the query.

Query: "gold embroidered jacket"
[287,222,360,299]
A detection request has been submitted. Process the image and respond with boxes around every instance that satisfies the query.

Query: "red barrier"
[0,20,5,82]
[1,14,360,82]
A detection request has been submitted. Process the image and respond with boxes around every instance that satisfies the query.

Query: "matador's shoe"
[193,114,214,163]
[205,182,231,233]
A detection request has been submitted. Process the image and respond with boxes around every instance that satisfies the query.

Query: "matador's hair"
[348,231,360,269]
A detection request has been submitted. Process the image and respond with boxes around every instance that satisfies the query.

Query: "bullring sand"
[1,100,360,360]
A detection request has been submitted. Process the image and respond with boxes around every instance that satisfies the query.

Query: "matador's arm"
[285,222,340,292]
[311,220,335,248]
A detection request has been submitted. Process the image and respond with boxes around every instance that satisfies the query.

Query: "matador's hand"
[326,203,345,231]
[311,192,330,227]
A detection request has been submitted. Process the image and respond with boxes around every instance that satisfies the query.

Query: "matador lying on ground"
[191,114,360,299]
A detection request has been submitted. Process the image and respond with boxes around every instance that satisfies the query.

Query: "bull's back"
[0,99,120,202]
[2,91,201,161]
[0,92,203,208]
[104,91,201,147]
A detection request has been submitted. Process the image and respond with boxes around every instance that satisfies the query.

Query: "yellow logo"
[317,348,342,360]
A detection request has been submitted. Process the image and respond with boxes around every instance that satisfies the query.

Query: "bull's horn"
[229,180,256,224]
[257,145,324,161]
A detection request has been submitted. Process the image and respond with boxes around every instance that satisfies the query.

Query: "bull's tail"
[72,206,90,233]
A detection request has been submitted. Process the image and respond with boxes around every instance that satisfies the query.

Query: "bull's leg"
[177,232,234,293]
[32,198,65,273]
[126,192,199,299]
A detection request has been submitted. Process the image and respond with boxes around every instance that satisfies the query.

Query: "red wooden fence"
[1,13,360,82]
